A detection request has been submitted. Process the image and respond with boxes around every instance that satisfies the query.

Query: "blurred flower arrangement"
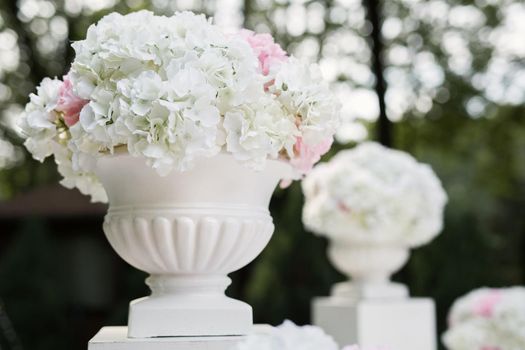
[20,11,340,202]
[302,142,447,246]
[237,320,389,350]
[443,287,525,350]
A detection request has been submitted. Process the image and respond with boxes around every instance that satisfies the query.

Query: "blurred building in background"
[0,0,523,349]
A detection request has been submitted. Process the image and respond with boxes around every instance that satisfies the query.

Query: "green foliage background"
[0,0,523,349]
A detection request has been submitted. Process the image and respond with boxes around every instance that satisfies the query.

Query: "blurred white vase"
[327,238,410,300]
[95,153,291,338]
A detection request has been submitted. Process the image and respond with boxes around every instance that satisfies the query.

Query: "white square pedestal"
[313,297,437,350]
[88,327,244,350]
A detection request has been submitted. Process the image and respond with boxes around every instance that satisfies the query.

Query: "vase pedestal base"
[128,294,252,338]
[313,296,436,350]
[126,275,252,338]
[88,327,245,350]
[332,281,409,300]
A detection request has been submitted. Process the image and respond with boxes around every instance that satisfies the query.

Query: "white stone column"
[89,327,245,350]
[313,287,437,350]
[312,242,437,350]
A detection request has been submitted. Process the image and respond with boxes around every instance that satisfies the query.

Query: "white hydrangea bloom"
[237,320,338,350]
[54,145,108,203]
[302,142,447,247]
[20,77,62,161]
[69,10,265,175]
[443,287,525,350]
[223,96,298,169]
[20,77,107,202]
[271,57,341,146]
[21,11,341,202]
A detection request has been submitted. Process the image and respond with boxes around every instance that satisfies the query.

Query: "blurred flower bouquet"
[21,10,340,202]
[302,142,447,298]
[302,142,446,246]
[238,320,390,350]
[443,287,525,350]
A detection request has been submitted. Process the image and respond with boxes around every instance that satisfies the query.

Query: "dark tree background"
[0,0,523,349]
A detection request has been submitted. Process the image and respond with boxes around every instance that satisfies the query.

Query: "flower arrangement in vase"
[443,287,525,350]
[302,142,447,299]
[20,11,341,337]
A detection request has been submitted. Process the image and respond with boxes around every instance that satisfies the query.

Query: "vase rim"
[95,148,293,208]
[99,149,294,175]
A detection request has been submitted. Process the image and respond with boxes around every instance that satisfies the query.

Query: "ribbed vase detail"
[95,153,291,338]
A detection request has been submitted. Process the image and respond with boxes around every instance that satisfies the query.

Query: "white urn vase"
[95,153,291,338]
[327,237,410,301]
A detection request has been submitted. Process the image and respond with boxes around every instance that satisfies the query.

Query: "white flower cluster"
[20,77,107,202]
[222,96,298,169]
[21,77,62,162]
[443,287,525,350]
[270,58,340,146]
[302,142,447,247]
[20,11,340,202]
[237,320,339,350]
[69,11,265,175]
[237,320,390,350]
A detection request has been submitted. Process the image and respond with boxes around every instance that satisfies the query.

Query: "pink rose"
[56,75,88,127]
[239,29,287,75]
[473,290,502,318]
[291,136,333,175]
[280,137,332,188]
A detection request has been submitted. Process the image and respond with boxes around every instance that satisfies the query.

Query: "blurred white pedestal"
[88,327,244,350]
[313,297,436,350]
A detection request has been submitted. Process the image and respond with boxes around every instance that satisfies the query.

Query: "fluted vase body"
[96,153,291,338]
[328,237,410,301]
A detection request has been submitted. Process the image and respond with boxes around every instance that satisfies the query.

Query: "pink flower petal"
[55,74,88,127]
[291,136,333,175]
[239,29,287,75]
[473,290,502,318]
